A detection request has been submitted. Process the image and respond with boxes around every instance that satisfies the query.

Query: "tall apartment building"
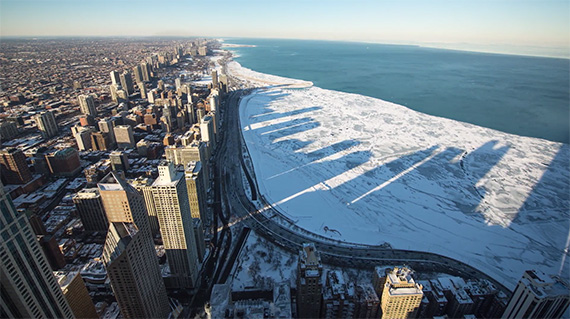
[140,62,151,82]
[0,182,74,318]
[54,271,98,319]
[374,266,424,319]
[72,188,109,232]
[502,270,570,319]
[185,161,209,225]
[193,218,206,261]
[98,117,117,144]
[133,65,143,83]
[297,243,323,318]
[200,115,216,150]
[321,270,356,318]
[150,162,199,289]
[35,110,59,138]
[78,94,97,117]
[120,71,134,95]
[73,126,94,151]
[0,147,32,184]
[110,70,120,85]
[211,70,218,89]
[0,120,19,141]
[355,283,380,318]
[91,131,112,151]
[114,125,135,149]
[98,171,150,235]
[102,222,170,319]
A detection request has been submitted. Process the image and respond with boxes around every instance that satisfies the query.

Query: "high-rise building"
[150,162,199,289]
[102,222,170,319]
[133,65,143,83]
[0,182,74,318]
[72,188,109,232]
[78,94,97,117]
[193,218,206,261]
[120,71,134,95]
[91,132,112,151]
[0,148,32,184]
[98,172,150,235]
[321,270,356,318]
[211,70,218,89]
[200,115,215,149]
[185,161,209,225]
[38,235,66,270]
[138,82,147,99]
[54,271,98,319]
[114,125,135,149]
[140,62,151,82]
[0,120,19,141]
[355,283,380,318]
[73,126,94,151]
[129,177,161,237]
[502,270,570,319]
[110,70,120,85]
[35,110,59,138]
[375,266,424,319]
[98,118,117,145]
[297,243,323,319]
[109,151,130,172]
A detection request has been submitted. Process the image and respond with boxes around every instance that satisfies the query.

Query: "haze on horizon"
[1,0,568,58]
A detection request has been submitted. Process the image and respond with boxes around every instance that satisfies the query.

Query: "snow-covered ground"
[227,61,312,88]
[231,231,297,291]
[229,61,570,290]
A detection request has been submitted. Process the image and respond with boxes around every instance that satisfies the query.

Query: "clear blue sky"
[1,0,568,57]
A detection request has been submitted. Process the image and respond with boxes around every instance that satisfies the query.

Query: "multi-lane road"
[214,86,512,296]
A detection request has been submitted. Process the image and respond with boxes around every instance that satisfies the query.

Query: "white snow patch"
[235,78,570,290]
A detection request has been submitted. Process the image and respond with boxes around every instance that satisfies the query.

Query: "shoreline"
[218,50,570,289]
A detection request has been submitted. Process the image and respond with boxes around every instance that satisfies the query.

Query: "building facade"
[0,148,32,185]
[375,266,423,319]
[0,182,74,318]
[297,243,323,318]
[502,270,570,319]
[150,162,199,289]
[35,110,59,138]
[78,94,97,117]
[72,188,109,232]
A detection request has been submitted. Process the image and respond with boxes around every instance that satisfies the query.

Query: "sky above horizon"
[1,0,569,58]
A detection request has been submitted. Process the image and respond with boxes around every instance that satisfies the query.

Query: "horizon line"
[1,34,568,60]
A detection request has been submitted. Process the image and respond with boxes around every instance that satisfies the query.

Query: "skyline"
[1,0,569,58]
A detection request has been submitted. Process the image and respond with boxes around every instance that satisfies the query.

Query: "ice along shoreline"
[221,52,570,290]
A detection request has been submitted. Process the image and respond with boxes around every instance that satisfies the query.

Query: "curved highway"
[214,84,512,297]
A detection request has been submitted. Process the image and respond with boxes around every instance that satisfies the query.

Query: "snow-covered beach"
[227,59,570,290]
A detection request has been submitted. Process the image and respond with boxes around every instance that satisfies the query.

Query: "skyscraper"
[78,94,97,117]
[185,161,209,224]
[54,271,98,319]
[110,70,120,85]
[35,110,59,138]
[120,71,134,95]
[200,115,216,150]
[502,270,570,319]
[133,65,143,83]
[0,182,74,318]
[114,125,135,149]
[297,243,323,319]
[375,266,424,319]
[140,62,151,82]
[72,188,109,232]
[98,172,169,318]
[211,70,218,89]
[102,222,170,319]
[150,161,199,289]
[98,171,150,235]
[0,147,32,184]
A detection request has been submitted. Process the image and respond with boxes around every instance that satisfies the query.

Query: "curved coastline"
[222,53,570,290]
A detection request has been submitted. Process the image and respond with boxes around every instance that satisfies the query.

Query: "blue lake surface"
[225,38,570,143]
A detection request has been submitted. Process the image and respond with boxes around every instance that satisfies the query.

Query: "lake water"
[225,38,570,143]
